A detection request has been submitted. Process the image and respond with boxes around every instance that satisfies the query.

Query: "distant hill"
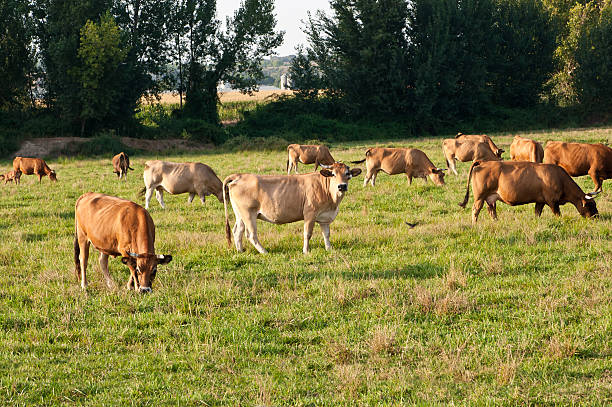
[259,55,294,88]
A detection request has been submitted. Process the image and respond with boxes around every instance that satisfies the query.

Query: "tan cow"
[442,136,501,175]
[287,144,335,174]
[1,170,20,184]
[456,133,504,157]
[142,160,223,209]
[74,192,172,292]
[13,157,57,183]
[459,161,598,223]
[112,152,133,180]
[351,147,446,186]
[223,162,361,254]
[510,135,544,163]
[543,141,612,193]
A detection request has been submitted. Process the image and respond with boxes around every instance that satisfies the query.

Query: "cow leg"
[314,160,319,171]
[550,203,561,216]
[144,188,154,209]
[363,171,372,187]
[79,241,90,290]
[99,253,115,289]
[199,194,206,205]
[371,170,378,186]
[38,174,42,182]
[245,213,267,254]
[449,158,458,176]
[232,218,245,252]
[588,170,603,193]
[534,203,545,217]
[303,219,315,254]
[320,223,332,251]
[188,193,195,203]
[471,199,484,224]
[406,175,412,185]
[486,196,498,220]
[155,189,166,209]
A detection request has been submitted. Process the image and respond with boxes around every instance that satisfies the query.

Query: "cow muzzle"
[338,184,348,192]
[139,286,152,294]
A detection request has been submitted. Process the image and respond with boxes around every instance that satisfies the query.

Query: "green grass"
[0,128,611,405]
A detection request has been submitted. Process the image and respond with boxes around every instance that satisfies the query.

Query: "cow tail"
[223,178,232,248]
[350,158,366,164]
[459,161,480,208]
[138,187,147,198]
[73,217,81,281]
[351,148,371,164]
[286,159,289,173]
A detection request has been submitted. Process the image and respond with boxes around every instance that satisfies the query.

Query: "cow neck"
[320,174,342,205]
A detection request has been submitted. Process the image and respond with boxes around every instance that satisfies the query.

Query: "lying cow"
[459,161,598,223]
[1,170,20,184]
[223,162,361,254]
[543,141,612,193]
[112,152,133,180]
[510,135,544,163]
[13,157,57,183]
[351,147,445,186]
[287,144,335,174]
[442,137,501,175]
[142,160,223,209]
[74,192,172,292]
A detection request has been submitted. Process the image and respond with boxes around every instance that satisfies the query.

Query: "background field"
[0,128,611,405]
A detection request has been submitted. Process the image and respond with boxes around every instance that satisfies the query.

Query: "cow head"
[320,162,362,199]
[49,170,57,181]
[495,149,504,159]
[122,253,173,293]
[580,194,599,218]
[430,168,446,185]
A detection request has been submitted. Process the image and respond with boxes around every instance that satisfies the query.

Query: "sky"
[216,0,332,56]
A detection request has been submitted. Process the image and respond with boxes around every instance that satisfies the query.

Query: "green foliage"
[288,47,323,99]
[66,132,137,156]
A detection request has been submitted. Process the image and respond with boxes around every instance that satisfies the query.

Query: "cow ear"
[320,169,333,177]
[349,168,362,177]
[157,254,173,265]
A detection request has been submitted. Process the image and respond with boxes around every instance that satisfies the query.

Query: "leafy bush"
[65,132,138,156]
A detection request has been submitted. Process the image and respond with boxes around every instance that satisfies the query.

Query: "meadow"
[0,127,610,405]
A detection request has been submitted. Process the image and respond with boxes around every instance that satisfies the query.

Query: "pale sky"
[217,0,332,56]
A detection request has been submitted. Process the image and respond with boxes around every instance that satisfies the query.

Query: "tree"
[288,46,322,99]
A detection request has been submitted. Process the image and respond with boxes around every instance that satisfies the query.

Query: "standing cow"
[459,161,598,223]
[1,170,20,184]
[351,147,446,186]
[286,144,335,174]
[510,135,544,163]
[112,152,133,180]
[543,141,612,193]
[223,162,361,254]
[142,160,223,209]
[74,192,172,292]
[12,157,57,184]
[442,137,501,175]
[455,133,504,157]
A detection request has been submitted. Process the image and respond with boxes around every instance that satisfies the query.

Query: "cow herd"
[3,133,610,293]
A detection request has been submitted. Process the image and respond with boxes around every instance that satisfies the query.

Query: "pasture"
[0,127,610,405]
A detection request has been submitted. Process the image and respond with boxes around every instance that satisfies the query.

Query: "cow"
[351,147,446,186]
[510,135,544,163]
[223,162,361,254]
[1,170,20,184]
[112,152,133,180]
[442,137,501,175]
[74,192,172,292]
[543,141,612,194]
[12,157,57,183]
[455,133,504,157]
[286,144,335,174]
[458,160,598,224]
[142,160,224,209]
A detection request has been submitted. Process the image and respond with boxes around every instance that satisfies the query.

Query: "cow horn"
[127,252,142,258]
[437,168,448,172]
[156,254,166,260]
[587,190,601,198]
[320,163,333,169]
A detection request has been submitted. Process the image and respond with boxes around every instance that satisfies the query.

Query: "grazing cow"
[455,133,504,157]
[351,147,446,186]
[142,160,224,209]
[543,141,612,193]
[112,152,133,180]
[442,137,501,175]
[286,144,335,174]
[74,192,172,292]
[1,170,20,184]
[510,135,544,163]
[223,162,361,254]
[12,157,57,183]
[459,161,598,223]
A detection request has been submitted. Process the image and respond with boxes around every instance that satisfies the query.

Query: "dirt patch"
[13,137,212,158]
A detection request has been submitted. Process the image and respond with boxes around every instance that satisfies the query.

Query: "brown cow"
[510,135,544,163]
[351,147,446,186]
[74,192,172,292]
[459,161,598,223]
[543,141,612,193]
[13,157,57,183]
[223,162,361,254]
[443,137,501,175]
[142,160,223,209]
[112,152,133,180]
[287,144,335,174]
[456,133,504,157]
[1,170,21,184]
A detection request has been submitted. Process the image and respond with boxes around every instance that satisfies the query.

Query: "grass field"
[0,127,611,405]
